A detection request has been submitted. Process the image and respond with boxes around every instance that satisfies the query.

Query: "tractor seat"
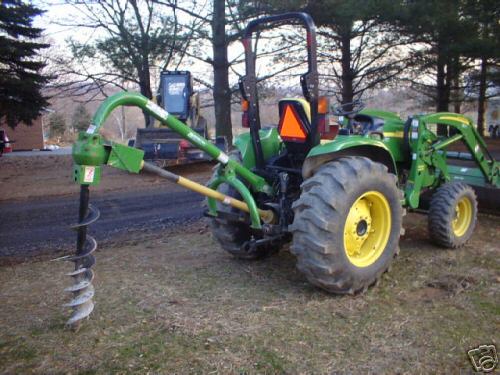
[277,98,311,143]
[353,114,385,134]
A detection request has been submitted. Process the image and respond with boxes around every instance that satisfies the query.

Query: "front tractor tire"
[290,157,402,294]
[428,182,477,248]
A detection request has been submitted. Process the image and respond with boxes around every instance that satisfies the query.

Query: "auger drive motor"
[62,12,500,328]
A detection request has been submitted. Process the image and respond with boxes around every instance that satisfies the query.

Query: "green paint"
[404,112,499,208]
[107,143,144,173]
[308,108,406,168]
[359,110,406,162]
[307,135,397,172]
[72,132,108,186]
[72,132,109,166]
[308,135,391,156]
[405,118,440,208]
[448,166,490,187]
[89,91,273,195]
[432,134,463,151]
[207,173,262,229]
[379,117,406,162]
[416,113,499,188]
[234,128,283,170]
[72,131,144,185]
[382,136,405,162]
[359,109,402,121]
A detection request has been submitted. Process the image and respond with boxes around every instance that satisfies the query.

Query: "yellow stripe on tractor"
[438,116,471,125]
[383,131,404,138]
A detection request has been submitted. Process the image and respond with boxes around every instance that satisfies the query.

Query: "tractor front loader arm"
[61,91,275,329]
[404,113,499,209]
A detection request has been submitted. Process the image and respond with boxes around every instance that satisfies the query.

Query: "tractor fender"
[234,128,283,169]
[302,136,397,179]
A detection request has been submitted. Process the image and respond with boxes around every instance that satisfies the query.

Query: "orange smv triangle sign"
[278,104,308,142]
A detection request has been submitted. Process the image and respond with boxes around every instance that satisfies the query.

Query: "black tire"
[428,182,477,248]
[290,157,402,294]
[208,151,275,260]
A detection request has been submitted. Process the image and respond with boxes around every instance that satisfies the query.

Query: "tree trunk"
[451,55,461,113]
[477,57,488,136]
[340,26,353,109]
[436,45,449,136]
[436,50,448,112]
[121,105,126,141]
[453,76,461,113]
[212,0,233,145]
[138,62,153,128]
[448,59,462,136]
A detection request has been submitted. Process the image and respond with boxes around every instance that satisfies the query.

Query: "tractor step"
[240,234,286,254]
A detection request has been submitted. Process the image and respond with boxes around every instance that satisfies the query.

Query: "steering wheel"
[332,99,366,117]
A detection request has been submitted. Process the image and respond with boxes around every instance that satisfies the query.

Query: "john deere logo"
[468,344,498,373]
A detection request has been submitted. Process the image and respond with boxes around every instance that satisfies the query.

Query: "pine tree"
[0,1,50,128]
[71,104,91,133]
[461,0,500,135]
[48,112,66,138]
[388,0,472,113]
[268,0,409,106]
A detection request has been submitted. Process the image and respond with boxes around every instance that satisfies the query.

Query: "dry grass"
[0,214,499,374]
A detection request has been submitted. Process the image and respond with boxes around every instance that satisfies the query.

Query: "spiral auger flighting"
[59,185,100,328]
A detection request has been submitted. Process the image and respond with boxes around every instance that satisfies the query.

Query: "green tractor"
[65,12,499,327]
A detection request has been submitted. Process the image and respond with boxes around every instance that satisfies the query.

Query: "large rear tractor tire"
[428,182,477,248]
[290,157,403,294]
[209,151,276,260]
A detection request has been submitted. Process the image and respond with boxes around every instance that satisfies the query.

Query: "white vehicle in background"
[45,144,60,151]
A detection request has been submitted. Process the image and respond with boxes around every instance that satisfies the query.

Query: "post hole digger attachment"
[63,92,278,327]
[64,12,499,328]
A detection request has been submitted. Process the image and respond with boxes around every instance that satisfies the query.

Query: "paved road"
[3,147,72,157]
[0,187,205,258]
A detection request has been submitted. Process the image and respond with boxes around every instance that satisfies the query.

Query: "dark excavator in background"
[131,70,225,167]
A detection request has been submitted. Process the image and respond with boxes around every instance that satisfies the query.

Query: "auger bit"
[64,185,99,328]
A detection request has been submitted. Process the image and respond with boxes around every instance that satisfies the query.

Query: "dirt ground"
[0,154,213,202]
[0,143,499,373]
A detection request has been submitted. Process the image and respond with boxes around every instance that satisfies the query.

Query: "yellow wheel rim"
[452,196,472,237]
[343,191,391,268]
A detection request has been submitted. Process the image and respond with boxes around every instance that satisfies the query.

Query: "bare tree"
[152,0,277,145]
[316,20,410,104]
[52,0,196,126]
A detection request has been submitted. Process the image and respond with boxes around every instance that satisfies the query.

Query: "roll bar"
[239,12,319,169]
